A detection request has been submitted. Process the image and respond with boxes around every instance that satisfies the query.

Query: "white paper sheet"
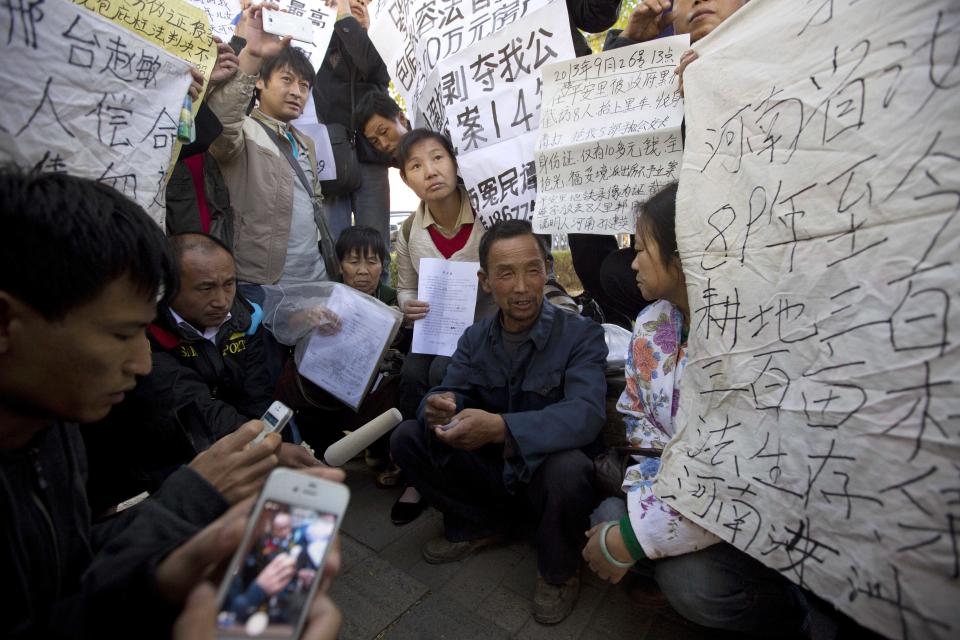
[533,34,688,235]
[186,0,242,42]
[657,1,960,638]
[296,284,400,410]
[294,94,337,181]
[0,0,193,227]
[411,258,480,357]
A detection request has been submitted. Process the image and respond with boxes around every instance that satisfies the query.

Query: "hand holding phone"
[252,401,293,446]
[215,469,350,639]
[263,8,315,44]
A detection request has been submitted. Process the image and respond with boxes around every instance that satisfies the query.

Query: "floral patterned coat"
[617,300,720,560]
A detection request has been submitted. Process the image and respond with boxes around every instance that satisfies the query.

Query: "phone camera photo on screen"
[216,500,336,637]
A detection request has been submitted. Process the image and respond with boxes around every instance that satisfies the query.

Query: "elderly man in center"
[390,219,608,625]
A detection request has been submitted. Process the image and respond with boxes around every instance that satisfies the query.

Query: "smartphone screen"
[216,500,337,638]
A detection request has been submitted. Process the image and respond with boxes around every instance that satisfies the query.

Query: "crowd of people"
[0,0,881,638]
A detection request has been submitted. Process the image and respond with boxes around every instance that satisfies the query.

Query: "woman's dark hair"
[478,219,547,272]
[0,167,177,320]
[396,129,457,174]
[636,182,679,268]
[336,225,387,264]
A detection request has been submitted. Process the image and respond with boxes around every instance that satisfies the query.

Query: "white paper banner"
[416,1,575,153]
[533,35,688,234]
[368,0,552,112]
[0,0,193,227]
[294,94,337,181]
[658,1,960,638]
[460,130,538,229]
[187,0,242,42]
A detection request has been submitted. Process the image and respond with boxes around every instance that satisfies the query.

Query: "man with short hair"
[207,5,339,287]
[83,232,317,513]
[390,219,608,625]
[0,169,285,638]
[357,91,410,161]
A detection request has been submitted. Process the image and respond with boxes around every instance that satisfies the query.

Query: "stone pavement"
[329,461,723,640]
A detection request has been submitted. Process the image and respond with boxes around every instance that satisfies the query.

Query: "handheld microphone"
[322,408,403,467]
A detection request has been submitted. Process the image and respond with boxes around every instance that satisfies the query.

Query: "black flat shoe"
[390,494,426,526]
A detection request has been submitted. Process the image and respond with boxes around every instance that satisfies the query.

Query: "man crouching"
[391,219,607,624]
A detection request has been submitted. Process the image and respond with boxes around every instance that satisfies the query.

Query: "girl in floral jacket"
[581,182,811,635]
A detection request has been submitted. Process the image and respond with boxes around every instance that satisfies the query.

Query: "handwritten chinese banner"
[1,0,194,226]
[659,1,960,638]
[73,0,218,79]
[186,0,241,42]
[368,0,552,112]
[416,1,574,153]
[533,34,688,234]
[459,130,537,228]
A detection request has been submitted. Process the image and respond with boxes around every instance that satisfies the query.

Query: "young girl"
[582,182,809,634]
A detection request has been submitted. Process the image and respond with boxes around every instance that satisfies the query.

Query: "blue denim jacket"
[418,301,608,487]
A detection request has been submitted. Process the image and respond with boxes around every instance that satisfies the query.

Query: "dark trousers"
[397,354,451,419]
[391,419,594,584]
[568,234,647,328]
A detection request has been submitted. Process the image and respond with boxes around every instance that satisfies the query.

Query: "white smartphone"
[215,469,350,639]
[252,401,293,446]
[262,9,315,44]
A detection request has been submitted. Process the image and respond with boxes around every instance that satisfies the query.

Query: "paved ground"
[329,461,720,640]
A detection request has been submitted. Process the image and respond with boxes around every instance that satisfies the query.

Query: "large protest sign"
[368,0,552,111]
[533,35,688,234]
[73,0,219,78]
[657,1,960,638]
[1,0,194,226]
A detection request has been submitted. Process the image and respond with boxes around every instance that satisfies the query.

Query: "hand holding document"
[296,284,401,410]
[411,258,480,357]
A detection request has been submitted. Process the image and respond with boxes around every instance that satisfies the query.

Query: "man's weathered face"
[171,248,236,330]
[363,113,409,157]
[672,0,744,43]
[479,234,547,332]
[0,276,154,425]
[256,64,310,122]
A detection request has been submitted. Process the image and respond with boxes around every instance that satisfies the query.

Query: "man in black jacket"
[83,233,318,513]
[315,0,393,275]
[0,170,288,638]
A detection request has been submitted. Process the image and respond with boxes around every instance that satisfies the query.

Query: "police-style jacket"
[144,293,271,448]
[81,294,270,513]
[419,301,608,487]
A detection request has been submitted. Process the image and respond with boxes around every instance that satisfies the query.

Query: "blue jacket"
[420,301,608,487]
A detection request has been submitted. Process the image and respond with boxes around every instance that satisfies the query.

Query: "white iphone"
[262,9,315,45]
[252,401,293,445]
[215,469,350,639]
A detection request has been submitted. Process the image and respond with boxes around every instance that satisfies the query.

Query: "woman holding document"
[391,129,497,524]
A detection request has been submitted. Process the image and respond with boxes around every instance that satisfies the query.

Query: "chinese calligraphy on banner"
[73,0,219,78]
[1,0,194,226]
[533,34,688,235]
[369,0,571,228]
[659,1,960,638]
[186,0,242,42]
